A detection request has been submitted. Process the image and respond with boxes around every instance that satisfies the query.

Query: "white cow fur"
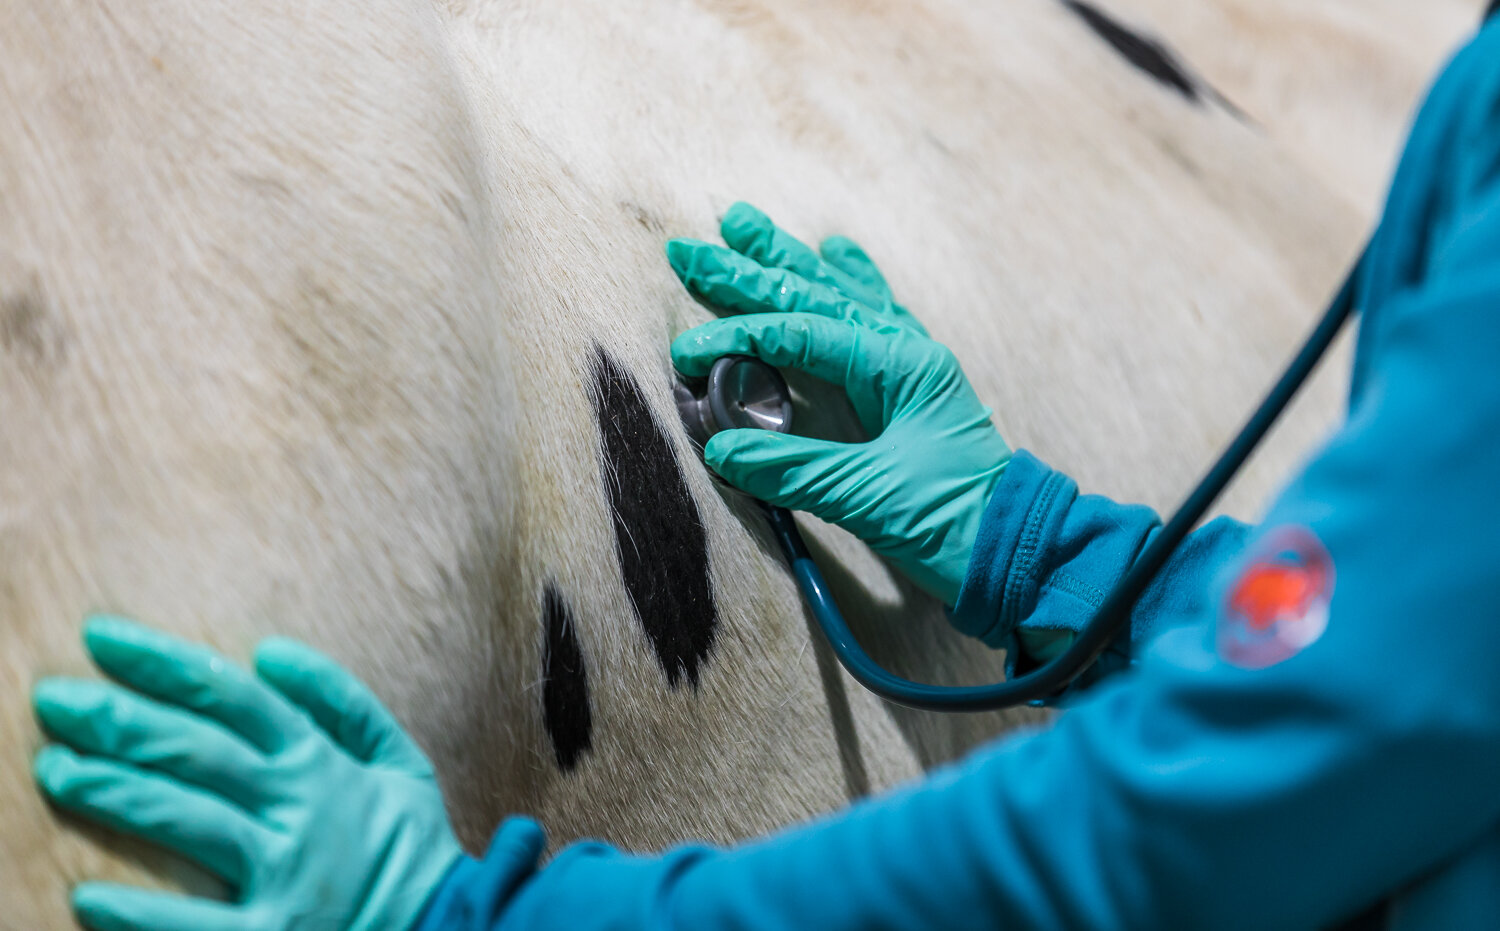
[0,0,1466,926]
[1122,0,1486,213]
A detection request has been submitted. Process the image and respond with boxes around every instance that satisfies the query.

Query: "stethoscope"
[674,253,1363,712]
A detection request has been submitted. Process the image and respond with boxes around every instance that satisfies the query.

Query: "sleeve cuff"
[496,843,716,930]
[948,449,1250,690]
[414,818,547,931]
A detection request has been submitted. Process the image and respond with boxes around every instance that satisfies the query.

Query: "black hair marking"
[1062,0,1200,103]
[542,583,593,772]
[589,345,718,688]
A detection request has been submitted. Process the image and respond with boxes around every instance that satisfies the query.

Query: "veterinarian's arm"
[949,450,1249,683]
[438,31,1500,926]
[670,204,1249,677]
[429,248,1500,930]
[31,265,1500,931]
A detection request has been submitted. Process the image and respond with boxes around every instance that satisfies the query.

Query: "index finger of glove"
[255,637,431,774]
[819,236,930,336]
[82,617,306,754]
[818,235,893,301]
[34,678,270,807]
[718,203,888,309]
[667,239,875,324]
[671,314,899,430]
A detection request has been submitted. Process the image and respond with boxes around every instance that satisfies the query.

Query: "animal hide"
[0,0,1476,927]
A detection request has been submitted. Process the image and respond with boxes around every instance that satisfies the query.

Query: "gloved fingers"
[703,428,857,519]
[819,236,930,336]
[717,202,889,310]
[33,678,270,808]
[672,313,903,430]
[72,884,242,931]
[818,235,892,299]
[35,746,269,886]
[81,617,307,754]
[673,312,875,378]
[254,637,431,775]
[666,239,884,326]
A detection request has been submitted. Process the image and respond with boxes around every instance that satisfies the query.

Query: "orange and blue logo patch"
[1218,526,1334,669]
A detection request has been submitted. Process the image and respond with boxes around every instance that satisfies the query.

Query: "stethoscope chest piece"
[674,354,794,447]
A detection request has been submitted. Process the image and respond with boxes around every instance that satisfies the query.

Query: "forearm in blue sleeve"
[950,449,1250,678]
[433,263,1500,929]
[434,131,1500,930]
[426,23,1500,930]
[415,819,547,931]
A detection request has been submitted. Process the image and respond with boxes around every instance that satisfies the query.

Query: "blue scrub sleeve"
[950,449,1250,678]
[420,22,1500,930]
[415,819,546,931]
[422,237,1500,931]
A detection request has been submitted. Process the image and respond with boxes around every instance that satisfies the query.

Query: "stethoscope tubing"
[766,249,1365,712]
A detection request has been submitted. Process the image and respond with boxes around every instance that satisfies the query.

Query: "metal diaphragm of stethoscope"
[674,252,1364,712]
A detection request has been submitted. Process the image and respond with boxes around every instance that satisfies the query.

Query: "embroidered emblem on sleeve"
[1218,526,1334,669]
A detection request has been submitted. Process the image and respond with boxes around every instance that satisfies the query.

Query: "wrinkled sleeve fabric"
[426,253,1500,931]
[949,450,1251,679]
[415,819,547,931]
[422,24,1500,931]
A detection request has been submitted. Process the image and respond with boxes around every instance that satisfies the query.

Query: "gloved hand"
[31,617,509,931]
[668,203,1013,604]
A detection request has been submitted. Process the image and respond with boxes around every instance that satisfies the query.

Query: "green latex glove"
[32,617,468,931]
[668,203,1013,604]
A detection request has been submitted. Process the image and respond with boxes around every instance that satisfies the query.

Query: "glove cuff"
[949,450,1067,654]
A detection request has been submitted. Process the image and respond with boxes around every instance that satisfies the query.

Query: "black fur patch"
[589,346,718,688]
[1488,0,1499,22]
[542,583,593,771]
[1062,1,1200,102]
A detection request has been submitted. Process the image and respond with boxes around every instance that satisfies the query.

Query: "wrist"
[410,850,476,931]
[412,818,546,931]
[932,459,1011,605]
[949,450,1060,645]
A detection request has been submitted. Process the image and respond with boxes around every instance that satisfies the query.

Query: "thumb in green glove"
[668,203,1012,604]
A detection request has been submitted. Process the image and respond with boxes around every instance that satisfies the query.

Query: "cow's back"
[444,0,1371,840]
[2,0,1396,926]
[1122,0,1485,210]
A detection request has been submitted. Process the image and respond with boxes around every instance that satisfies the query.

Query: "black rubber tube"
[776,250,1364,711]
